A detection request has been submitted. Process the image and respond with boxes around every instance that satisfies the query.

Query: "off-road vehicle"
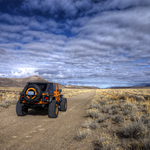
[16,82,67,118]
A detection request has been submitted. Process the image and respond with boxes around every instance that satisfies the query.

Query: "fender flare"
[49,96,55,103]
[60,95,63,101]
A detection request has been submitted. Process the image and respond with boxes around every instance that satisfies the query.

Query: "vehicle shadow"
[27,109,48,116]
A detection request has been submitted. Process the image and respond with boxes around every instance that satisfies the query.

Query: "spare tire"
[24,84,42,102]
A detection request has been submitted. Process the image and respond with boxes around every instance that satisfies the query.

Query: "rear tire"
[48,100,59,118]
[16,100,28,116]
[60,98,67,111]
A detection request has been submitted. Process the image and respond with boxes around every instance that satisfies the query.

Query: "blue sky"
[0,0,150,88]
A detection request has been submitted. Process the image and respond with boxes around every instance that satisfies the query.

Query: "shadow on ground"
[27,109,48,116]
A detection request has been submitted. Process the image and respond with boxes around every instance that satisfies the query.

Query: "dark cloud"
[0,0,150,88]
[20,0,150,18]
[0,49,5,54]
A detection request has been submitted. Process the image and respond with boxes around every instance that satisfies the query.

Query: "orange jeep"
[16,82,67,118]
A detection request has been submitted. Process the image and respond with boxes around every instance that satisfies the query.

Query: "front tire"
[48,100,59,118]
[60,98,67,111]
[16,100,28,116]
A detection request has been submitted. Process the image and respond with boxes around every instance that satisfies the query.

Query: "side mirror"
[59,89,62,93]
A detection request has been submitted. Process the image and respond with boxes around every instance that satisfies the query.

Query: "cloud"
[0,49,5,54]
[11,68,39,77]
[42,73,52,79]
[0,13,29,25]
[21,0,150,18]
[0,24,28,34]
[0,1,150,87]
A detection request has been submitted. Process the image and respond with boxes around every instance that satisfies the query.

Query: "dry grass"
[81,120,98,129]
[97,114,109,123]
[61,89,92,98]
[0,87,92,108]
[87,109,99,118]
[93,133,117,150]
[75,128,91,141]
[76,88,150,150]
[112,114,124,124]
[0,89,21,107]
[116,120,148,139]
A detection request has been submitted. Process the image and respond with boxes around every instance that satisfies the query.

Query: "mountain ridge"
[0,75,48,87]
[0,76,99,89]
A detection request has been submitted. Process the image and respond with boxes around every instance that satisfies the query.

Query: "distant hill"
[0,75,48,87]
[107,85,150,89]
[64,85,100,89]
[137,83,150,87]
[0,76,99,89]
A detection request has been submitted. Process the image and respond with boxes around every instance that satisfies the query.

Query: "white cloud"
[42,73,52,78]
[56,72,66,79]
[21,0,150,17]
[0,1,150,87]
[11,68,39,77]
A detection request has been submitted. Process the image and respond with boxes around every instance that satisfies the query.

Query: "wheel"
[48,100,59,118]
[60,98,67,111]
[24,84,42,101]
[16,100,28,116]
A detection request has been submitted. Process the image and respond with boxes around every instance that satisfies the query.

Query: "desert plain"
[0,86,150,150]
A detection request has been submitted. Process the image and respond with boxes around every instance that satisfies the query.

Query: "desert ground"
[0,88,95,150]
[0,88,150,150]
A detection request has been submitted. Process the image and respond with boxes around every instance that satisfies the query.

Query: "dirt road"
[0,90,96,150]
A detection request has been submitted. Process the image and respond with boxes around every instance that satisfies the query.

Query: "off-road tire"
[48,100,59,118]
[60,98,67,111]
[16,100,28,116]
[24,84,42,101]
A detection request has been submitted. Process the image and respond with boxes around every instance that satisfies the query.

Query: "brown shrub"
[116,120,148,139]
[88,121,98,129]
[112,114,124,124]
[87,109,99,118]
[93,136,117,150]
[97,114,109,123]
[75,128,90,141]
[101,106,110,113]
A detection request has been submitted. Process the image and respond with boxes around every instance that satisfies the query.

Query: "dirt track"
[0,90,96,150]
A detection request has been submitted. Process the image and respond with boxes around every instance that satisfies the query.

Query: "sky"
[0,0,150,88]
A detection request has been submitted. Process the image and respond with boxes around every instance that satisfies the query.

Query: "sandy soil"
[0,90,96,150]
